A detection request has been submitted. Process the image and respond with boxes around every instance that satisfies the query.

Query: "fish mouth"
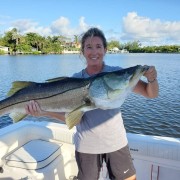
[129,65,149,83]
[141,65,150,74]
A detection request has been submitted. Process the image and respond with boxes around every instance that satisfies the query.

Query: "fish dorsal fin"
[46,77,68,82]
[7,81,35,97]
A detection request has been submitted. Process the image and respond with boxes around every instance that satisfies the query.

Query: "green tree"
[107,41,120,50]
[124,40,141,52]
[11,28,21,46]
[25,32,44,51]
[1,28,21,53]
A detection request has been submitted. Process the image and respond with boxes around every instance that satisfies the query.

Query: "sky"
[0,0,180,46]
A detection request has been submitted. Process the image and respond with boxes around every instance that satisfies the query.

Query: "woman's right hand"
[25,100,66,121]
[25,100,44,117]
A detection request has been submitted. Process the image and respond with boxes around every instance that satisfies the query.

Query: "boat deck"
[0,117,180,180]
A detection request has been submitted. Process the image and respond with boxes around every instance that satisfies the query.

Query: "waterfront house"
[0,46,9,54]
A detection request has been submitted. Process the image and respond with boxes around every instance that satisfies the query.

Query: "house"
[0,46,9,54]
[120,49,129,53]
[108,47,120,53]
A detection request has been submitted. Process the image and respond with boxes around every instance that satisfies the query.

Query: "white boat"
[0,117,180,180]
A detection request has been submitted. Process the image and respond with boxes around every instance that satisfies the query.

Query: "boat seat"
[3,139,62,170]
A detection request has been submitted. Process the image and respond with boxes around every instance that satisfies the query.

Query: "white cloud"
[79,17,89,32]
[10,19,52,36]
[50,16,91,37]
[3,12,180,45]
[105,29,121,42]
[121,12,180,45]
[50,17,70,35]
[9,16,91,38]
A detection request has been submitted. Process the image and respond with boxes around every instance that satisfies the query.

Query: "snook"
[0,65,148,129]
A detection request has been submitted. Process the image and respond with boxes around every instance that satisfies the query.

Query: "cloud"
[105,29,121,42]
[10,19,52,36]
[50,16,91,37]
[9,16,91,38]
[50,17,70,35]
[121,12,180,45]
[3,13,180,45]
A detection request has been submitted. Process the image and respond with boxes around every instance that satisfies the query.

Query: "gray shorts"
[75,145,136,180]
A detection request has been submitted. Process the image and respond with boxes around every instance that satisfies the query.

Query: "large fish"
[0,65,148,129]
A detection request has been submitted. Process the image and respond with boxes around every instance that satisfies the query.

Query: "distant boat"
[120,49,129,53]
[108,48,129,53]
[62,50,80,54]
[0,117,179,180]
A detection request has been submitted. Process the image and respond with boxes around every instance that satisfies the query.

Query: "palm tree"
[11,28,20,46]
[74,35,80,48]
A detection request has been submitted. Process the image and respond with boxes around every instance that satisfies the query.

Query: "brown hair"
[80,27,107,53]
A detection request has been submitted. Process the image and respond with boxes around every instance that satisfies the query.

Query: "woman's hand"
[25,100,66,121]
[134,65,159,98]
[25,100,44,117]
[144,66,157,83]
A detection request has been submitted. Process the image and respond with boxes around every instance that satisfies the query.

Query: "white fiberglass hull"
[0,117,179,180]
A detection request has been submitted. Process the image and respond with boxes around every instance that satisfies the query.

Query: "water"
[0,53,179,138]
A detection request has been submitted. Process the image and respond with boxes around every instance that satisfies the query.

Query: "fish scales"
[0,77,90,110]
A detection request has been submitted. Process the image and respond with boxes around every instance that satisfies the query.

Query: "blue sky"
[0,0,180,45]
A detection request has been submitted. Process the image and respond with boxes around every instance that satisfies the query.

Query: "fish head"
[89,72,130,109]
[129,65,149,88]
[102,65,148,95]
[88,65,148,109]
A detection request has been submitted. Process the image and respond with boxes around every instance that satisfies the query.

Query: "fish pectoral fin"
[65,109,84,129]
[9,112,27,123]
[7,81,36,97]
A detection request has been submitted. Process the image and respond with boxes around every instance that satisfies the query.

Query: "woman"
[25,27,159,180]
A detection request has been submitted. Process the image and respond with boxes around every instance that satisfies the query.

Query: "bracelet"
[148,78,156,83]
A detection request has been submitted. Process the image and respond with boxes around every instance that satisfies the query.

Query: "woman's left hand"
[144,66,157,83]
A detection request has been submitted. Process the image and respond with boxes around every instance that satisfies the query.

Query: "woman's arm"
[25,100,65,121]
[133,66,159,98]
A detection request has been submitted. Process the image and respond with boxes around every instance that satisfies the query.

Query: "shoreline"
[1,51,180,56]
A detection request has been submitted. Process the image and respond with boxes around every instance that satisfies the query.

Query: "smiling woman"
[70,27,157,180]
[82,36,106,74]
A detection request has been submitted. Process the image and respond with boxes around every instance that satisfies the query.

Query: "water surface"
[0,53,179,138]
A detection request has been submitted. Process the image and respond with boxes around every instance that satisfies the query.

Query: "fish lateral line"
[0,83,91,111]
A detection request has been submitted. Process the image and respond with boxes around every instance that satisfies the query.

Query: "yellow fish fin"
[65,108,85,129]
[7,81,35,97]
[9,112,27,123]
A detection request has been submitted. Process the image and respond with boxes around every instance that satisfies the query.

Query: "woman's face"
[83,36,107,67]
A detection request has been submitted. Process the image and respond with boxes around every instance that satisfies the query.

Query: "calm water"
[0,54,179,138]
